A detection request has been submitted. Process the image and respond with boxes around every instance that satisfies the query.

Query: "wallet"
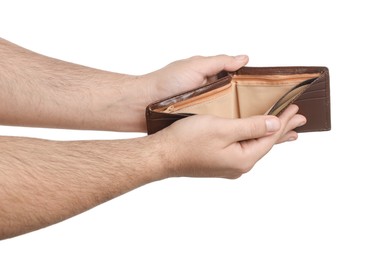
[146,66,330,135]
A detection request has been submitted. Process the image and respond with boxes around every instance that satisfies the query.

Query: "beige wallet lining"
[161,73,320,118]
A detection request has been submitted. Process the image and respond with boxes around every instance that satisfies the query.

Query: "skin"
[0,38,306,240]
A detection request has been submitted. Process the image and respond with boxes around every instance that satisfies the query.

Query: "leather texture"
[146,66,330,135]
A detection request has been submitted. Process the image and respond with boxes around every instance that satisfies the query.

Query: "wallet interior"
[157,73,320,118]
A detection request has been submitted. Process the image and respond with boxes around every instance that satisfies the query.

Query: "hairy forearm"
[0,135,164,239]
[0,38,148,131]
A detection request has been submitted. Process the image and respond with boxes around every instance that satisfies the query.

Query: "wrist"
[87,73,151,132]
[121,135,170,183]
[146,130,182,179]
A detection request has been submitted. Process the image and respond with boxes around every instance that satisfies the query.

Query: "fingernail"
[298,120,306,127]
[234,55,248,60]
[288,137,296,142]
[265,118,280,132]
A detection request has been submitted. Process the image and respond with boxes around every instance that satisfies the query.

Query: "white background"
[1,0,377,259]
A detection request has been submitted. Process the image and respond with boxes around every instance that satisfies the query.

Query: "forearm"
[0,135,165,239]
[0,38,149,132]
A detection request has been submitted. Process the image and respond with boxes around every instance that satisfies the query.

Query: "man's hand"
[129,55,248,131]
[0,104,304,240]
[144,55,249,105]
[152,104,305,179]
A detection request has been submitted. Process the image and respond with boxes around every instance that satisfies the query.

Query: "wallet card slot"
[295,77,328,100]
[267,78,317,116]
[296,89,326,100]
[268,84,310,116]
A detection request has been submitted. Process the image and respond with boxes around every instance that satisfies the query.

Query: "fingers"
[277,104,300,124]
[283,114,306,133]
[278,105,306,127]
[189,54,249,76]
[219,105,305,145]
[222,115,281,142]
[271,105,306,144]
[236,105,305,160]
[276,131,298,144]
[275,104,306,143]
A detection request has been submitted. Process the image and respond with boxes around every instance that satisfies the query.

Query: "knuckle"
[214,54,228,59]
[249,122,260,136]
[188,55,204,60]
[236,161,255,174]
[240,120,262,140]
[227,173,243,180]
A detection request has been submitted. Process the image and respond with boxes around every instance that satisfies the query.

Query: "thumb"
[225,116,281,142]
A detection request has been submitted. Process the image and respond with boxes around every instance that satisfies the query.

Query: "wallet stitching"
[325,72,330,129]
[294,96,327,102]
[300,88,326,94]
[296,90,326,100]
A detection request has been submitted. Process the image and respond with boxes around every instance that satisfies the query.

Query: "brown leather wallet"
[146,66,331,135]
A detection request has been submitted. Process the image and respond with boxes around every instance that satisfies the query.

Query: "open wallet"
[145,66,330,135]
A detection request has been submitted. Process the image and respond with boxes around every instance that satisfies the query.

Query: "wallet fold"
[146,66,330,135]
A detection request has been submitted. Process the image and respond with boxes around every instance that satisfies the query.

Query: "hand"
[144,55,249,104]
[151,104,306,179]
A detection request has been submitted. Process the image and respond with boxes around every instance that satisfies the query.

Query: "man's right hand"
[150,104,306,179]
